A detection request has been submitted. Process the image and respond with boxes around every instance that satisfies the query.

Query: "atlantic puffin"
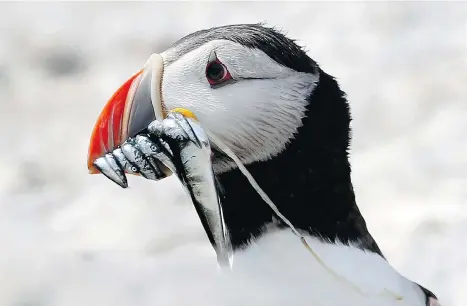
[86,24,441,306]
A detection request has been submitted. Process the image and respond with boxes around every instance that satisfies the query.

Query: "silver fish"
[150,112,233,267]
[93,153,128,188]
[134,135,175,177]
[94,112,232,267]
[121,140,159,181]
[113,147,138,175]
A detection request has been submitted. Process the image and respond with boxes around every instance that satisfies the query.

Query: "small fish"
[91,112,233,267]
[134,135,175,176]
[93,153,128,188]
[113,148,138,175]
[121,140,159,181]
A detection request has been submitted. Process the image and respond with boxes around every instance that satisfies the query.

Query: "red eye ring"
[205,58,232,86]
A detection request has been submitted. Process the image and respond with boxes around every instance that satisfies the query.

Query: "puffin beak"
[87,54,165,174]
[86,53,232,267]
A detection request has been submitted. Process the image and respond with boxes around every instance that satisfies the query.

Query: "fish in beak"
[86,53,232,267]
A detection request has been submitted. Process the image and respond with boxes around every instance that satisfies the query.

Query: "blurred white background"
[0,2,465,306]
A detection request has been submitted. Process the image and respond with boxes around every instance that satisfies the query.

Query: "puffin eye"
[205,51,232,88]
[206,62,226,82]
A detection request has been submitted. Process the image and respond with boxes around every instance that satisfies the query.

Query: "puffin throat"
[215,69,383,256]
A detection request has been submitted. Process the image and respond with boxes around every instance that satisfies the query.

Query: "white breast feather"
[153,229,426,306]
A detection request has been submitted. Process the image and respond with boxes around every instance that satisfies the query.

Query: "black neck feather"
[216,69,383,256]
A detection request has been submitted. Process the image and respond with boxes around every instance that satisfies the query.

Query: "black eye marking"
[205,51,234,88]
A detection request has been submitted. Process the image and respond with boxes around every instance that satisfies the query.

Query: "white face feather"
[161,40,319,173]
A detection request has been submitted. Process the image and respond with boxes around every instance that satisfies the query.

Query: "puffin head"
[87,22,357,252]
[87,24,325,175]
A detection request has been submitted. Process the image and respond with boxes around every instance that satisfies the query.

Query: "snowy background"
[0,2,466,305]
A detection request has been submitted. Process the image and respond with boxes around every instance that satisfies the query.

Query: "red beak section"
[87,70,143,173]
[87,54,165,174]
